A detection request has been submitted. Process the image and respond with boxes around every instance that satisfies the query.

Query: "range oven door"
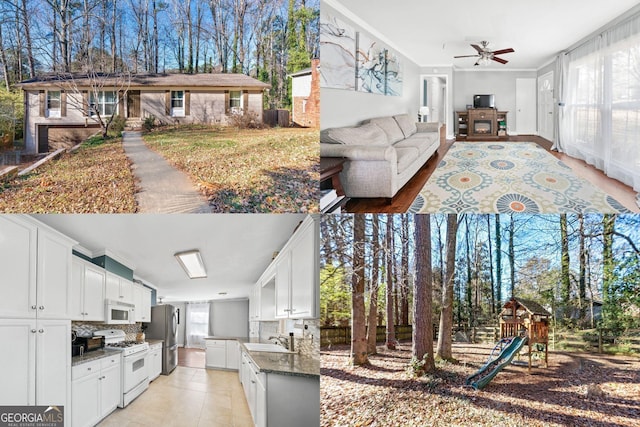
[123,350,149,393]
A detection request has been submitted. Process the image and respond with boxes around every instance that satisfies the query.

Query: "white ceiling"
[32,214,306,302]
[327,0,640,69]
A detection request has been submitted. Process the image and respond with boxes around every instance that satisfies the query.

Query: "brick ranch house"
[18,73,270,154]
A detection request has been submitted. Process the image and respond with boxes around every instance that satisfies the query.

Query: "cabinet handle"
[30,329,36,333]
[39,306,44,310]
[31,305,37,310]
[38,329,44,333]
[251,380,255,384]
[88,367,92,371]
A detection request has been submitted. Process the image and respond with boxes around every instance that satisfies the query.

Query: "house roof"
[18,73,270,89]
[288,68,312,78]
[503,297,551,316]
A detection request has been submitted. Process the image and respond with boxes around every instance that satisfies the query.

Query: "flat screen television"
[473,94,495,109]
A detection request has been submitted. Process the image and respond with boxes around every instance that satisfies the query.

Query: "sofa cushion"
[321,123,389,146]
[395,147,420,174]
[393,114,417,138]
[367,116,405,144]
[396,131,439,155]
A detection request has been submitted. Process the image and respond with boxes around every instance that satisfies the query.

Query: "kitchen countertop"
[71,349,119,367]
[204,336,249,342]
[246,350,319,379]
[146,339,164,347]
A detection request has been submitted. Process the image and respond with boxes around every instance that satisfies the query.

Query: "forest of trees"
[321,214,640,367]
[0,0,318,108]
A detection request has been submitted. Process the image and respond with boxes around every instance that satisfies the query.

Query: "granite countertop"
[72,349,119,367]
[246,350,319,379]
[205,336,249,342]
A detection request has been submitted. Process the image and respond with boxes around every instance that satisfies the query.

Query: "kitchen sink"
[243,343,293,353]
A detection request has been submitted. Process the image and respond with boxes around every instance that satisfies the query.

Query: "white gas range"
[95,329,150,407]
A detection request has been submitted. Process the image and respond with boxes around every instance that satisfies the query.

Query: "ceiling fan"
[454,41,514,66]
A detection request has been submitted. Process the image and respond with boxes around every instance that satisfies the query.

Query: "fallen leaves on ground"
[321,342,640,427]
[143,126,319,213]
[0,139,137,213]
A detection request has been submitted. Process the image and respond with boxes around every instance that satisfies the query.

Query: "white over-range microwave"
[105,300,135,324]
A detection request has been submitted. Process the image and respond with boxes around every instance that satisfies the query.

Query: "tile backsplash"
[258,319,319,359]
[72,322,143,341]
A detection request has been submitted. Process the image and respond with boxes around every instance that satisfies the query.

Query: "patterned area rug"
[409,141,630,213]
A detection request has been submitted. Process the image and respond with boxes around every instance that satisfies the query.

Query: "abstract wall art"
[319,13,356,90]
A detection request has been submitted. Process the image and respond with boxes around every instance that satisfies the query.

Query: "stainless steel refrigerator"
[145,304,178,375]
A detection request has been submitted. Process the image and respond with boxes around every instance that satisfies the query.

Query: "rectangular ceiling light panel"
[175,250,207,279]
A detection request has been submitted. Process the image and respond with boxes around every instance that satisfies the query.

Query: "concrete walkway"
[122,131,211,213]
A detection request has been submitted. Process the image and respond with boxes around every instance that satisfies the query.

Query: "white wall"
[209,299,249,338]
[320,4,420,129]
[453,69,538,133]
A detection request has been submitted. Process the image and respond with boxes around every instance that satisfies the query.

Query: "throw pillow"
[367,116,405,144]
[393,114,417,138]
[321,123,389,146]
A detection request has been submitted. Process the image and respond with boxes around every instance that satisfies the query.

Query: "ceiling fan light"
[175,250,207,279]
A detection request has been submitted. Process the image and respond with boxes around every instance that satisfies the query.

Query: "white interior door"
[538,71,554,141]
[516,78,537,135]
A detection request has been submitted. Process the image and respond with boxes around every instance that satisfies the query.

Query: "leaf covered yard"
[321,343,640,427]
[142,126,319,213]
[0,138,137,213]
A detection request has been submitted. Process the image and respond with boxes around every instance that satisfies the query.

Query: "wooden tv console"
[456,108,508,140]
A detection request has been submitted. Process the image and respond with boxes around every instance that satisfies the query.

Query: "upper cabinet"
[105,272,133,304]
[273,215,319,319]
[71,257,106,321]
[132,284,151,322]
[0,216,76,320]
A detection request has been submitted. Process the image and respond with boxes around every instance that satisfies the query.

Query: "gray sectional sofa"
[320,114,440,199]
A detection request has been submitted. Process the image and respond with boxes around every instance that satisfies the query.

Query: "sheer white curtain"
[185,302,210,349]
[560,12,640,192]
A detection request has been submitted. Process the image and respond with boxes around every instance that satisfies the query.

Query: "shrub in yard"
[228,111,265,129]
[143,115,157,132]
[109,115,127,137]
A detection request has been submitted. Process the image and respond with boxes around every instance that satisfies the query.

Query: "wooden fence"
[263,109,290,127]
[321,325,437,347]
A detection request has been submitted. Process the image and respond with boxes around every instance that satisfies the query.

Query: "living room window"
[89,91,117,117]
[171,90,185,117]
[561,17,640,191]
[47,91,61,118]
[229,90,242,113]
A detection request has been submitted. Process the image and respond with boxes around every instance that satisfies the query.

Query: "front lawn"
[142,126,319,213]
[0,137,137,213]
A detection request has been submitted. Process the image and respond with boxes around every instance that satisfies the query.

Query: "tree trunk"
[437,214,457,360]
[0,25,10,90]
[487,215,495,314]
[560,214,570,319]
[508,214,515,299]
[413,214,435,374]
[400,215,410,325]
[495,215,502,305]
[578,214,586,313]
[366,215,380,354]
[351,215,369,366]
[20,0,36,78]
[602,214,615,328]
[465,215,473,329]
[385,214,396,350]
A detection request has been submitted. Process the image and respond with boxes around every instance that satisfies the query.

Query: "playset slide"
[465,335,527,390]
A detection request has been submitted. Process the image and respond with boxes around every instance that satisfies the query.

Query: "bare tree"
[385,214,396,350]
[351,214,369,366]
[436,214,458,360]
[366,214,380,355]
[413,214,435,374]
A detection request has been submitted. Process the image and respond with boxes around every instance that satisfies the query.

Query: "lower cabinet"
[240,349,319,427]
[72,355,121,427]
[205,339,238,370]
[149,343,163,381]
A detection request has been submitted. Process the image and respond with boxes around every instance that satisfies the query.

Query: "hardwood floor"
[178,347,205,369]
[345,127,639,213]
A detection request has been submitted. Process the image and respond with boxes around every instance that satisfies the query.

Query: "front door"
[37,125,48,153]
[127,91,140,118]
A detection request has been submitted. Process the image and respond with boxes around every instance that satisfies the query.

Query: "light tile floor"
[97,367,253,427]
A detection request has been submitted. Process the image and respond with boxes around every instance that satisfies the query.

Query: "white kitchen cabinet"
[0,215,75,320]
[71,257,106,321]
[149,342,163,381]
[106,272,134,304]
[274,216,319,319]
[133,284,152,322]
[250,281,275,321]
[72,355,121,427]
[205,339,226,369]
[226,340,239,370]
[0,319,71,413]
